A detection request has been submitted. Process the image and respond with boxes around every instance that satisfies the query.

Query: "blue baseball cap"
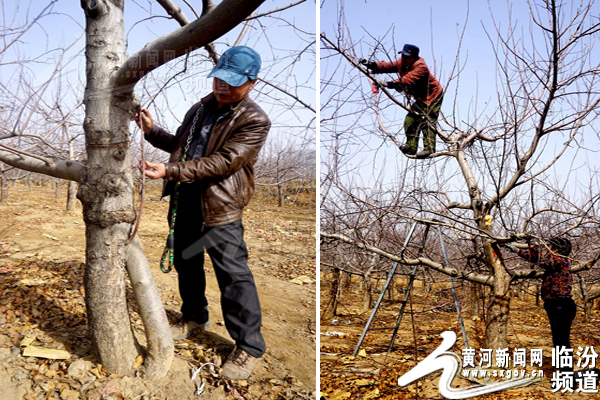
[400,44,420,58]
[208,46,261,87]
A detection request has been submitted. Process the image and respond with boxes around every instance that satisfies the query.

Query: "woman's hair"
[548,237,572,256]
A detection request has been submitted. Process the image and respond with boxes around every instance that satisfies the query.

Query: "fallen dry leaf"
[132,354,144,369]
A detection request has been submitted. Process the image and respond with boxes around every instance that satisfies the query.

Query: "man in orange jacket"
[362,44,443,158]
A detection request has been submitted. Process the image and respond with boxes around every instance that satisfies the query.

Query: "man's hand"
[386,80,403,90]
[138,160,166,179]
[500,243,518,253]
[132,108,154,134]
[359,58,377,70]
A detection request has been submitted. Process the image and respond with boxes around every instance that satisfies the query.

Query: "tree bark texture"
[469,283,483,318]
[322,268,341,321]
[482,240,511,349]
[66,181,78,212]
[1,176,7,203]
[78,0,142,375]
[0,149,86,183]
[126,236,174,377]
[584,299,593,323]
[55,178,61,199]
[485,294,511,350]
[362,274,372,312]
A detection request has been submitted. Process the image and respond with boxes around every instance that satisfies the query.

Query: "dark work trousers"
[544,297,576,370]
[171,183,266,358]
[403,94,443,153]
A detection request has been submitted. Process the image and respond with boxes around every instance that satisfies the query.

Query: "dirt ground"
[0,181,316,399]
[320,272,600,400]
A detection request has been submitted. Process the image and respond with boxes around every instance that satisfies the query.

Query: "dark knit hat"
[548,237,572,256]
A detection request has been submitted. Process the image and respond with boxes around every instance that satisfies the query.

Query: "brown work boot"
[400,144,417,156]
[222,346,261,380]
[170,319,210,341]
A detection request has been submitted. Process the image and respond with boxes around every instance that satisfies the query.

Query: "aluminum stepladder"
[352,221,469,356]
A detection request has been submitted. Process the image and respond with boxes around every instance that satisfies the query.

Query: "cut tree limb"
[0,149,86,182]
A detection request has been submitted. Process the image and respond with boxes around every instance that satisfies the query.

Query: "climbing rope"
[191,362,217,396]
[125,107,147,246]
[159,106,202,273]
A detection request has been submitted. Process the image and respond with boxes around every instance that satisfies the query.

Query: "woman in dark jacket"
[505,237,575,370]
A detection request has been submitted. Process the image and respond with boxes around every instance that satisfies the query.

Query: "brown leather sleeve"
[144,102,202,154]
[144,126,179,153]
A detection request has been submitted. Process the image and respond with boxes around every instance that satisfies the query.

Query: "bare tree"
[0,0,314,376]
[255,136,315,206]
[321,0,600,350]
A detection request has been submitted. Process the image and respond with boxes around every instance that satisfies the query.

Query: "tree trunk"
[469,283,482,318]
[485,294,511,349]
[66,181,78,212]
[82,221,140,374]
[584,298,593,323]
[485,265,511,349]
[482,240,510,349]
[342,270,351,291]
[362,274,372,312]
[78,0,170,376]
[308,179,313,209]
[55,178,61,199]
[322,268,341,320]
[0,175,7,203]
[277,183,283,207]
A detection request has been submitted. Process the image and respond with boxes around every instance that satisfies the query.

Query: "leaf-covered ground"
[0,182,316,399]
[320,272,600,400]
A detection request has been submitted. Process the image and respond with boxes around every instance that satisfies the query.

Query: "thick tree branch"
[582,283,600,301]
[0,149,86,182]
[114,0,265,92]
[125,236,174,377]
[154,0,219,63]
[320,231,494,286]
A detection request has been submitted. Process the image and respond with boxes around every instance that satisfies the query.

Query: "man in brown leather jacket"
[134,46,270,380]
